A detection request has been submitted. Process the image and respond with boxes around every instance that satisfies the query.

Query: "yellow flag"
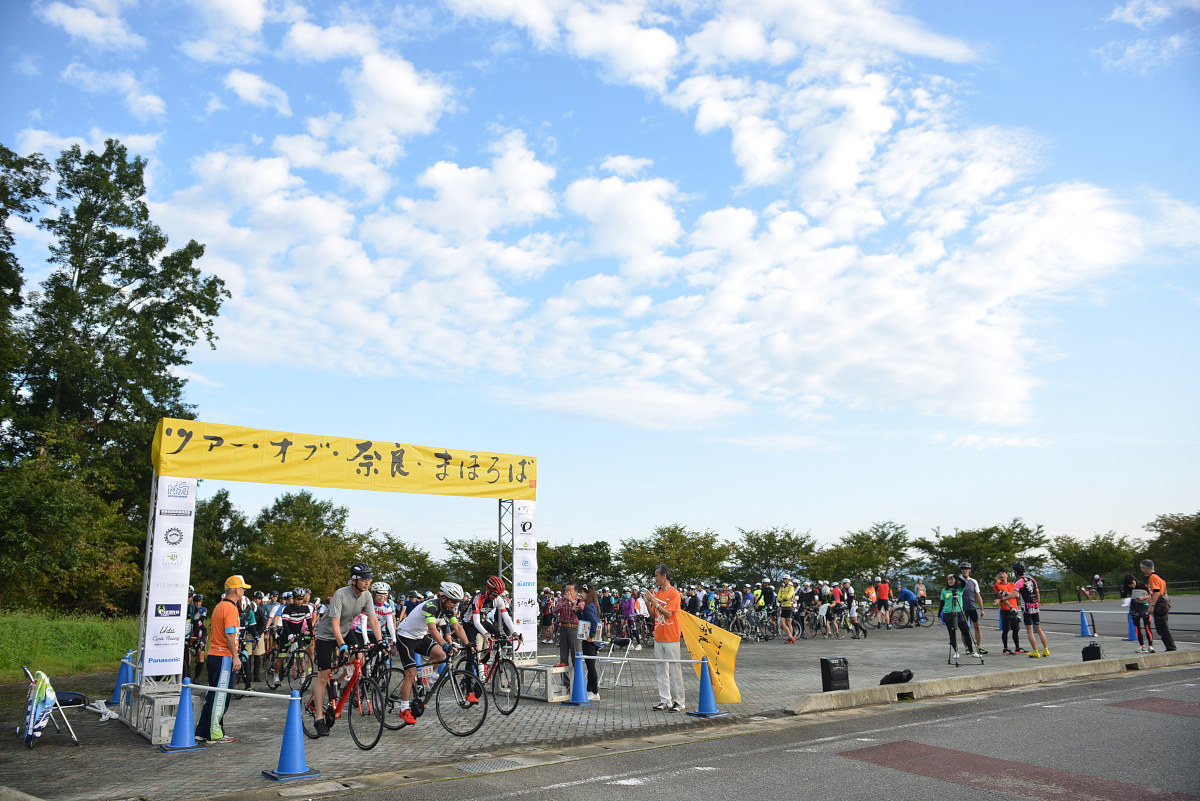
[679,611,741,703]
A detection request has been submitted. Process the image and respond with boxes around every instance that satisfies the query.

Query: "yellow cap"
[224,574,251,590]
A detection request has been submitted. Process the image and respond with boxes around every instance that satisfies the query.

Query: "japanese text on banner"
[680,611,742,703]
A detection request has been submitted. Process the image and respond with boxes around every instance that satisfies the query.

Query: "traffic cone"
[159,678,205,752]
[563,651,596,706]
[1079,610,1093,637]
[112,649,134,705]
[262,691,321,781]
[1124,615,1137,641]
[687,657,727,718]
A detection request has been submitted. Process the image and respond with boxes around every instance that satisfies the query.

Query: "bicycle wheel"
[435,669,488,736]
[491,658,521,715]
[862,611,880,630]
[298,675,326,739]
[379,667,407,730]
[346,677,384,750]
[287,652,312,690]
[263,649,280,689]
[893,607,909,627]
[919,607,935,628]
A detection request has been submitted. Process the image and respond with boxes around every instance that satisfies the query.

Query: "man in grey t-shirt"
[310,563,382,736]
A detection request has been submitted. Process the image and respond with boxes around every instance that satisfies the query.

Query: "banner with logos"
[152,418,536,501]
[511,500,538,662]
[144,476,197,673]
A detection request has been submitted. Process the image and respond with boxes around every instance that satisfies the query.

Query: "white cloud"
[181,0,268,62]
[563,4,678,91]
[530,380,747,430]
[35,0,145,50]
[224,70,292,116]
[282,19,376,61]
[565,175,683,276]
[601,155,653,177]
[1095,32,1195,71]
[61,63,165,121]
[1108,0,1200,29]
[17,126,161,157]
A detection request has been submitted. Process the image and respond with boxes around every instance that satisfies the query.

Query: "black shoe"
[668,703,683,713]
[314,719,330,737]
[653,702,670,711]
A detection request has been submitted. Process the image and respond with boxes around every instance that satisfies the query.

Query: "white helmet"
[439,581,465,601]
[874,576,881,583]
[1093,574,1100,580]
[371,581,390,595]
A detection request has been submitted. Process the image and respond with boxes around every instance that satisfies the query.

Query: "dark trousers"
[1153,609,1176,650]
[1001,609,1021,649]
[581,639,599,693]
[557,625,579,687]
[195,654,232,740]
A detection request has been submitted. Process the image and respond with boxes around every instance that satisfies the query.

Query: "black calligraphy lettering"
[203,434,224,452]
[303,444,318,460]
[434,451,452,481]
[166,428,193,455]
[390,446,410,477]
[515,458,528,482]
[466,455,479,480]
[270,437,293,463]
[487,456,500,484]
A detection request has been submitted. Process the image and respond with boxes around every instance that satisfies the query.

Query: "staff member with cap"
[195,574,249,743]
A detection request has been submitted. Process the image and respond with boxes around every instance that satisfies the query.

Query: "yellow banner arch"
[151,418,537,500]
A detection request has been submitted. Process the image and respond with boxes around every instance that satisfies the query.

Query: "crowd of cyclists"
[535,575,934,648]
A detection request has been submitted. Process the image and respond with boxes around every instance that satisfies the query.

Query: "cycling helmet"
[874,576,881,583]
[958,561,972,570]
[192,593,204,602]
[371,581,390,595]
[486,576,506,594]
[281,590,293,599]
[350,562,373,580]
[252,590,265,600]
[189,584,195,594]
[439,581,465,601]
[1011,562,1026,574]
[622,586,631,592]
[842,578,851,584]
[1093,574,1100,580]
[292,586,305,597]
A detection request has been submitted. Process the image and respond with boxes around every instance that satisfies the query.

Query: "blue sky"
[6,0,1198,560]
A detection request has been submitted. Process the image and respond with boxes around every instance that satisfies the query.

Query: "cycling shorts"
[395,635,440,671]
[780,607,793,619]
[876,598,891,610]
[962,608,979,624]
[1022,611,1041,626]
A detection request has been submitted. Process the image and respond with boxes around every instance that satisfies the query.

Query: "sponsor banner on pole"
[152,418,536,500]
[680,611,742,703]
[145,476,197,672]
[511,500,538,661]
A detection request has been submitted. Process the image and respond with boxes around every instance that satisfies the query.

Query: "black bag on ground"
[879,669,913,685]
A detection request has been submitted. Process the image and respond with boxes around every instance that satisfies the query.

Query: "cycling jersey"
[876,581,890,600]
[397,598,458,640]
[619,594,636,618]
[371,599,397,641]
[469,591,516,637]
[777,585,795,608]
[1014,576,1039,613]
[279,602,312,640]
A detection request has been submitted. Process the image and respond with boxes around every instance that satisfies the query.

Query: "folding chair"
[597,637,634,689]
[18,666,82,747]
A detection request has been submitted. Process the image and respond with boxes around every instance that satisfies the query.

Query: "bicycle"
[1077,585,1098,603]
[266,633,313,691]
[379,648,488,736]
[299,643,386,750]
[453,635,522,716]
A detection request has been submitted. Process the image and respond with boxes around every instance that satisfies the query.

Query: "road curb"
[785,647,1200,715]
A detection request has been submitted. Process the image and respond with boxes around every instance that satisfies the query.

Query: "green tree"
[443,536,501,592]
[0,451,139,613]
[540,540,621,588]
[361,532,445,595]
[239,491,360,595]
[806,542,885,587]
[729,526,818,585]
[1048,532,1143,585]
[191,488,255,596]
[910,518,1048,581]
[617,523,731,588]
[0,144,50,422]
[5,138,227,522]
[1144,511,1200,580]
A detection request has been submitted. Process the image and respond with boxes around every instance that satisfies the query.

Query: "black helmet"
[351,562,373,580]
[958,560,972,570]
[293,586,305,597]
[1011,561,1026,575]
[252,590,265,600]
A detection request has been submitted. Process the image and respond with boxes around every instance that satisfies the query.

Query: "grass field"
[0,611,138,684]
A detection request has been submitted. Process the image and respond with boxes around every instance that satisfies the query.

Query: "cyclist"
[267,590,311,686]
[468,576,521,658]
[1094,574,1105,601]
[246,590,269,682]
[875,576,892,629]
[897,584,920,627]
[778,577,796,643]
[392,581,476,726]
[186,592,208,680]
[843,579,866,639]
[309,564,383,736]
[369,582,397,647]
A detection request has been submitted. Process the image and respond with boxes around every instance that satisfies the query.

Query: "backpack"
[879,669,913,685]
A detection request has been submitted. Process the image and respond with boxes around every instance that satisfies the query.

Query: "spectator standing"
[1122,574,1155,653]
[992,570,1024,654]
[1140,560,1176,651]
[938,574,979,660]
[1094,574,1106,601]
[958,562,986,654]
[578,585,601,701]
[195,575,248,743]
[554,584,580,686]
[644,564,685,712]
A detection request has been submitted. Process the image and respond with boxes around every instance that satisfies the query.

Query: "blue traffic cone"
[262,691,321,781]
[563,651,596,706]
[1124,615,1137,641]
[1079,610,1093,637]
[112,649,134,705]
[686,657,728,718]
[159,678,205,752]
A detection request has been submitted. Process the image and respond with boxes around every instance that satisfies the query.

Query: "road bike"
[299,643,386,750]
[265,633,314,691]
[1077,585,1098,602]
[452,635,522,716]
[379,649,489,736]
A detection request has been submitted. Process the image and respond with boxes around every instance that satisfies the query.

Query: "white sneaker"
[1148,646,1156,653]
[969,652,983,659]
[951,651,959,659]
[1134,646,1148,654]
[587,692,600,701]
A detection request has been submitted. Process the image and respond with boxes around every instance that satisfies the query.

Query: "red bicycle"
[299,643,386,749]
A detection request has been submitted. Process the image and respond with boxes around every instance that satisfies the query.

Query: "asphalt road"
[367,665,1200,801]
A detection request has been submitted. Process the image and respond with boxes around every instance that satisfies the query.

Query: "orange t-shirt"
[864,586,877,602]
[994,581,1017,611]
[207,598,239,657]
[1146,573,1167,599]
[653,585,682,643]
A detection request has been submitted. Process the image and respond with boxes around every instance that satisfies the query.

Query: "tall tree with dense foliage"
[1144,511,1199,580]
[617,523,731,587]
[910,518,1047,580]
[729,526,818,585]
[4,138,227,517]
[1048,532,1143,583]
